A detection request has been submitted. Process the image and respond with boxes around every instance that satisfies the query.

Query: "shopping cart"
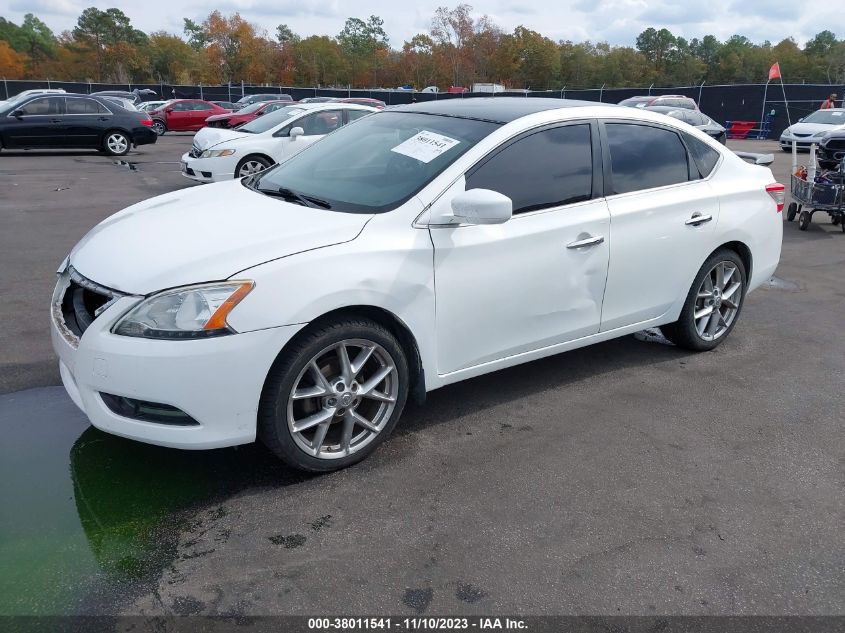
[786,143,845,232]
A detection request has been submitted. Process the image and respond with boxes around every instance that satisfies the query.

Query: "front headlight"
[199,148,236,159]
[113,281,254,339]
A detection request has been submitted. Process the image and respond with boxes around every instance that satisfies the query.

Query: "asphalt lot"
[0,134,843,616]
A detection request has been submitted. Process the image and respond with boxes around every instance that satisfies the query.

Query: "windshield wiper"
[257,186,332,209]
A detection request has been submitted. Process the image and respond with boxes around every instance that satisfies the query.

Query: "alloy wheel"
[238,160,268,177]
[287,339,398,460]
[106,133,128,155]
[693,261,743,341]
[152,121,165,135]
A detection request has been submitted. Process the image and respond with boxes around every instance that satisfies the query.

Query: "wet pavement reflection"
[0,387,306,615]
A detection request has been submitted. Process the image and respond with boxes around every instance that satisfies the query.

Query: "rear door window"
[66,98,108,114]
[605,123,690,194]
[466,123,593,214]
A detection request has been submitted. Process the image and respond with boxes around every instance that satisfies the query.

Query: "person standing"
[820,93,838,109]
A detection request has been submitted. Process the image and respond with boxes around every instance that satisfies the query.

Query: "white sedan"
[180,102,377,182]
[779,108,845,151]
[52,99,783,472]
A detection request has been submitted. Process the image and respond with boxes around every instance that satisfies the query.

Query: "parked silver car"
[645,106,727,144]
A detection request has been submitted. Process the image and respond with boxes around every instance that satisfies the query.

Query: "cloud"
[8,0,80,16]
[190,0,343,18]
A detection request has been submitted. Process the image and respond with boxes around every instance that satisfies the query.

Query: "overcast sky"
[1,0,842,47]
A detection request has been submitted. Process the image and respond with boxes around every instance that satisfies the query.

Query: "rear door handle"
[50,118,62,123]
[566,235,605,249]
[685,212,713,226]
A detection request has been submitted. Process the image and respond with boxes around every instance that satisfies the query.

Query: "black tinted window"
[20,97,64,115]
[467,124,593,214]
[683,133,720,178]
[66,98,107,114]
[606,123,689,194]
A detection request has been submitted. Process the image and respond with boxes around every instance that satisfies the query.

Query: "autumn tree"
[0,40,26,79]
[431,4,474,86]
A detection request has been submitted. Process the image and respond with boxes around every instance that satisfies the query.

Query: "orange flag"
[768,62,781,81]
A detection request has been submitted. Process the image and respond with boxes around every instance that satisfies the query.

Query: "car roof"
[390,97,606,123]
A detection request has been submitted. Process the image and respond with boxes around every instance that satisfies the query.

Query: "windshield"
[804,110,845,125]
[235,102,266,115]
[254,111,500,213]
[238,106,305,133]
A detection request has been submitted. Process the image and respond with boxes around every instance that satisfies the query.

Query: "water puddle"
[761,276,801,292]
[0,387,305,615]
[112,160,138,171]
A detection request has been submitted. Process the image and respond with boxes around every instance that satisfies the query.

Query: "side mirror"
[289,126,304,140]
[449,189,512,225]
[11,109,24,118]
[255,110,265,116]
[165,108,173,113]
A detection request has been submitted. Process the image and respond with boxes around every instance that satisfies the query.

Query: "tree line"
[1,5,844,90]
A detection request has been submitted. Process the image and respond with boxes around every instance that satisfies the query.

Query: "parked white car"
[52,99,783,471]
[779,108,845,151]
[180,102,377,182]
[138,100,170,113]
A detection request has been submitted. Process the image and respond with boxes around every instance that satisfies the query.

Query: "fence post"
[228,82,231,103]
[241,80,244,99]
[698,80,705,105]
[199,83,203,100]
[47,78,51,89]
[599,83,605,102]
[648,83,653,95]
[3,77,8,100]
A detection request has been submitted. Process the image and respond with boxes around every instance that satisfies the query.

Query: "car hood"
[69,179,371,295]
[204,113,233,122]
[782,122,842,137]
[193,127,252,150]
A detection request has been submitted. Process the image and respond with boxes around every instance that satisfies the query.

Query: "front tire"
[103,131,130,156]
[151,120,166,136]
[798,210,811,231]
[661,249,747,352]
[236,155,272,178]
[258,319,409,472]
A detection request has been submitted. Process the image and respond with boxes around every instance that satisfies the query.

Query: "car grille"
[189,143,202,158]
[823,139,845,152]
[53,267,126,346]
[792,133,812,138]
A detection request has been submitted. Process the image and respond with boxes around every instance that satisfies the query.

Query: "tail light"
[765,183,785,212]
[140,117,153,126]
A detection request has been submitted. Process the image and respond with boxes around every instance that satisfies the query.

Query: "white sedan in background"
[779,108,845,151]
[180,102,377,182]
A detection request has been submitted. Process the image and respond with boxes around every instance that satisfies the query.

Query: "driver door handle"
[566,235,605,249]
[50,118,62,123]
[685,212,713,226]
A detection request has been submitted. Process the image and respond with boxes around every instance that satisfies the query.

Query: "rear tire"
[103,131,130,156]
[661,249,747,352]
[151,120,166,136]
[258,318,409,472]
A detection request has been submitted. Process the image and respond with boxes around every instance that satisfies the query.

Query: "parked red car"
[148,99,231,135]
[336,97,386,109]
[204,100,293,128]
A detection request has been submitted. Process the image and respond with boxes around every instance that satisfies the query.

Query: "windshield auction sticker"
[391,131,460,163]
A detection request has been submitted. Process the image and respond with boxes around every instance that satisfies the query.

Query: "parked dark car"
[619,95,699,110]
[818,129,845,170]
[233,93,293,109]
[90,89,157,106]
[645,105,727,143]
[0,93,156,156]
[147,99,232,135]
